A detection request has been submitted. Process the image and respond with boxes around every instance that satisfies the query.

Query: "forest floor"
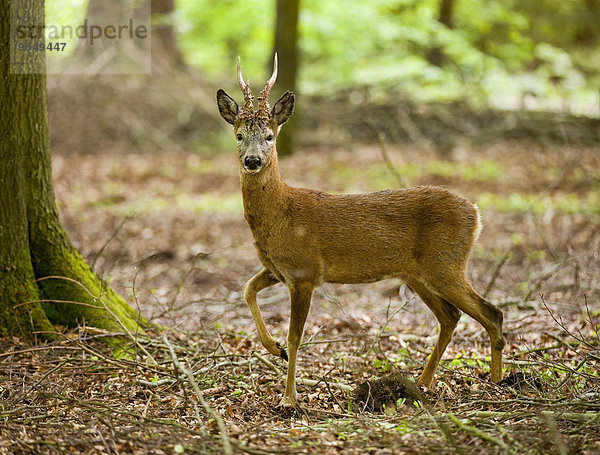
[1,138,599,454]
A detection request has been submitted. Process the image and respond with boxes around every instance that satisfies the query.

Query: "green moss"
[1,227,146,340]
[36,247,144,334]
[25,198,146,336]
[0,248,55,339]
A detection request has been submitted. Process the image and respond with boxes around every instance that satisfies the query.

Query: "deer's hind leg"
[244,269,287,360]
[409,280,461,387]
[432,276,505,383]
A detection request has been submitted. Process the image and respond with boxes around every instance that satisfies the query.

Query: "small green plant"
[449,352,489,372]
[373,358,392,373]
[397,347,411,358]
[394,421,412,434]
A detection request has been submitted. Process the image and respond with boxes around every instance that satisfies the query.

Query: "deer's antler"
[257,53,278,119]
[238,57,254,117]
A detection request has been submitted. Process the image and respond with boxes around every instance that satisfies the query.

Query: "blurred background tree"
[272,0,300,156]
[45,0,600,156]
[149,0,187,71]
[173,0,599,109]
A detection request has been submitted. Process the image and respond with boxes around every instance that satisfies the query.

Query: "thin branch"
[483,248,511,299]
[295,377,353,392]
[13,298,104,310]
[163,334,232,455]
[91,215,133,270]
[361,116,405,187]
[447,413,515,454]
[253,352,282,376]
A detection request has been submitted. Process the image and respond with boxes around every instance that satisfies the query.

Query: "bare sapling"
[216,55,505,407]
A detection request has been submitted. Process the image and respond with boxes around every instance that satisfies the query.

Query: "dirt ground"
[1,139,599,454]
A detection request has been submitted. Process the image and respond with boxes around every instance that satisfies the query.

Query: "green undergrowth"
[478,191,600,215]
[325,159,504,191]
[90,188,598,217]
[96,193,244,216]
[67,156,600,217]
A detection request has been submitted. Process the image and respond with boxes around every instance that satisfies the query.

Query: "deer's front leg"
[244,269,286,359]
[279,281,314,407]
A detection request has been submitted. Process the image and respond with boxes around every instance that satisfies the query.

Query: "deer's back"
[260,185,480,285]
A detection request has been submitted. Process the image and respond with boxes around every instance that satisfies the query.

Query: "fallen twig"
[447,412,515,454]
[296,377,353,392]
[253,351,282,376]
[163,334,232,455]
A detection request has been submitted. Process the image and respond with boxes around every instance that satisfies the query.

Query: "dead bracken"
[354,373,425,412]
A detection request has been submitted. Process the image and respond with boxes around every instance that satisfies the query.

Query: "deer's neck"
[240,152,288,237]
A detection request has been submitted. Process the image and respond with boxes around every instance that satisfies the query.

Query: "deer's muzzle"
[243,155,263,173]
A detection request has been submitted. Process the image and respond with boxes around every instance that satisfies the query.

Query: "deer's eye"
[265,134,274,141]
[236,134,243,141]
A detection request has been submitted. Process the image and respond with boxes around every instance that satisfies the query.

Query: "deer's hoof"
[277,395,298,408]
[276,342,288,361]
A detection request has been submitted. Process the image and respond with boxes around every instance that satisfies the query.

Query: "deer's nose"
[244,155,262,170]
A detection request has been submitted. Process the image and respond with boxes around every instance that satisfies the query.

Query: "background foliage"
[2,1,597,453]
[175,0,599,113]
[47,0,600,115]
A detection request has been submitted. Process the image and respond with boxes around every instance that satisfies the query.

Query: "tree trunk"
[0,0,145,340]
[74,0,185,73]
[272,0,300,156]
[427,0,456,67]
[72,0,127,63]
[439,0,456,28]
[576,0,600,44]
[150,0,186,72]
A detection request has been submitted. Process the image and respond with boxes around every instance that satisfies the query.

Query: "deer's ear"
[217,89,239,125]
[272,91,294,126]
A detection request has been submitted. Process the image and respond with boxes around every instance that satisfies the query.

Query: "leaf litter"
[2,141,600,454]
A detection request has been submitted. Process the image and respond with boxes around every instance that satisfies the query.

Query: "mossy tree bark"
[0,0,145,340]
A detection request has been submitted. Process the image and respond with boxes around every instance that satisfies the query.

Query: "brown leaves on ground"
[2,140,600,453]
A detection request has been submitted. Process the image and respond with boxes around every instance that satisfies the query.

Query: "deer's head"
[217,54,294,174]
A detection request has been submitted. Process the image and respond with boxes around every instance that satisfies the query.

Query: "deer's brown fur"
[216,56,505,407]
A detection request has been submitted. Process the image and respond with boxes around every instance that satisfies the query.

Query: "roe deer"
[216,55,505,407]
